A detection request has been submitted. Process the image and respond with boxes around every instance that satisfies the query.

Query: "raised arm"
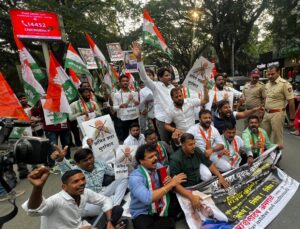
[132,41,156,91]
[27,167,50,209]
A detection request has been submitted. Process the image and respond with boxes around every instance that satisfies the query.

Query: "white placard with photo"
[82,115,119,163]
[183,56,214,92]
[76,112,96,135]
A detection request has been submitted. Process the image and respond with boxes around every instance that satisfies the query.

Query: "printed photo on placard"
[78,48,98,69]
[124,50,138,73]
[107,43,124,62]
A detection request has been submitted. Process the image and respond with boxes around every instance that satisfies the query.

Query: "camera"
[0,118,50,165]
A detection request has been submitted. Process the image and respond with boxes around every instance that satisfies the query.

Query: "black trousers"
[132,214,176,229]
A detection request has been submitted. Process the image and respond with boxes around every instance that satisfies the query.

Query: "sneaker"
[0,189,25,202]
[50,165,60,174]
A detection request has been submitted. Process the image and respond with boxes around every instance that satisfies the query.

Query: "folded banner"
[177,146,299,229]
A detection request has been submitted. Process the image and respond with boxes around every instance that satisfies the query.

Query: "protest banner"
[78,48,98,69]
[82,115,119,163]
[183,56,215,92]
[205,89,234,110]
[76,112,96,135]
[41,99,67,125]
[118,92,139,121]
[114,145,137,179]
[177,146,299,229]
[107,43,124,62]
[124,50,138,73]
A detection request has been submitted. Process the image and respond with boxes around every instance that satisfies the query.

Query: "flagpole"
[42,42,50,75]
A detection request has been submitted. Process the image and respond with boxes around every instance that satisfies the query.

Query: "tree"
[267,0,300,58]
[0,0,141,90]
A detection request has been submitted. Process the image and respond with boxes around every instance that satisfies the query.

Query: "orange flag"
[0,72,29,120]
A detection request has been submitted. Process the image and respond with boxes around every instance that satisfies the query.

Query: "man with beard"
[113,75,140,141]
[219,122,253,170]
[164,87,209,142]
[132,42,174,143]
[129,144,187,229]
[124,122,146,146]
[22,167,122,229]
[213,100,263,135]
[51,147,128,218]
[242,115,281,159]
[69,87,102,122]
[169,133,229,214]
[144,129,173,166]
[206,74,242,111]
[187,110,225,170]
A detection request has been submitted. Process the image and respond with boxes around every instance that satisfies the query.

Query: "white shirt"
[138,62,174,122]
[113,90,139,120]
[165,98,200,132]
[181,86,202,120]
[124,133,146,146]
[187,124,224,152]
[22,189,112,229]
[220,135,245,168]
[205,86,242,110]
[139,86,154,119]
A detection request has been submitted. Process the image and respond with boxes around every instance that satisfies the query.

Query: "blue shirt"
[57,158,115,193]
[128,165,162,219]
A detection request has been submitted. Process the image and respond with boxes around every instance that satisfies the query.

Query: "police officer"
[242,68,265,124]
[261,65,295,145]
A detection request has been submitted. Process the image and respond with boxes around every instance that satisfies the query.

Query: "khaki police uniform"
[261,77,294,145]
[242,81,265,124]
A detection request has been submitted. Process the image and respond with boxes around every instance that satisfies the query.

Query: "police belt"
[265,108,285,113]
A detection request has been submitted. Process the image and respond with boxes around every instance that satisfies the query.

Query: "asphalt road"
[1,121,300,229]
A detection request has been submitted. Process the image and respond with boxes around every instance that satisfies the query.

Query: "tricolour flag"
[43,52,73,113]
[65,43,90,75]
[21,60,45,106]
[143,9,172,58]
[0,72,29,121]
[14,35,46,81]
[85,33,108,67]
[69,69,81,89]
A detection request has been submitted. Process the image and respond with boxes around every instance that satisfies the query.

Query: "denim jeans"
[45,129,71,166]
[0,183,6,195]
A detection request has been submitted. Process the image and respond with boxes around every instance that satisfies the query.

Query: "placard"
[76,112,96,135]
[10,9,62,40]
[107,43,124,62]
[183,56,214,91]
[82,115,119,163]
[78,48,98,69]
[118,92,139,121]
[124,50,138,73]
[41,99,67,125]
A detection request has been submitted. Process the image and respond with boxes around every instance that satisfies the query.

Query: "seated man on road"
[22,167,121,229]
[129,144,187,229]
[124,122,146,146]
[144,129,173,166]
[213,99,263,134]
[51,146,127,217]
[242,115,282,159]
[169,133,229,211]
[220,122,254,171]
[187,109,224,162]
[170,133,229,187]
